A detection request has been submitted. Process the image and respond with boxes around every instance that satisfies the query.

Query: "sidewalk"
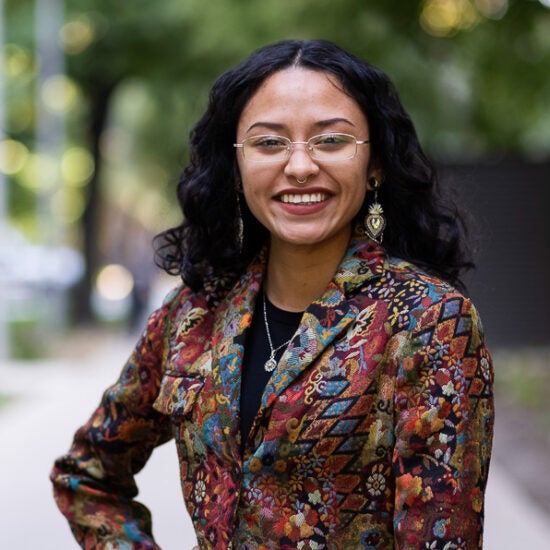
[1,333,549,549]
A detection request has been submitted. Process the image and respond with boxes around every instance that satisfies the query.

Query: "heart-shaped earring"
[364,178,386,244]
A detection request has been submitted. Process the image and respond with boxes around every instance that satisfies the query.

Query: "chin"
[273,230,343,249]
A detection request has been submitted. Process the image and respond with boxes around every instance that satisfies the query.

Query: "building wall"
[442,161,550,348]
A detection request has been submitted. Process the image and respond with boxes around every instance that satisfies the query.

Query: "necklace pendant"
[264,356,278,372]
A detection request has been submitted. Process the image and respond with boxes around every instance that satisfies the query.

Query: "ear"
[366,169,383,191]
[366,158,383,190]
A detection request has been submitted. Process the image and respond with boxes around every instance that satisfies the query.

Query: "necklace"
[262,294,294,372]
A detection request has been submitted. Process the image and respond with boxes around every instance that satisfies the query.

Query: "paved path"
[1,333,549,549]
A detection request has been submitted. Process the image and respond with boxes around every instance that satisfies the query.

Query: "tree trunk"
[72,81,117,323]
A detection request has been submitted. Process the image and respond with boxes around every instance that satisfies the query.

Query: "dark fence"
[441,160,550,348]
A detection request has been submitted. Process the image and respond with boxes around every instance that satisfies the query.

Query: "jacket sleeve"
[392,295,494,549]
[50,299,177,549]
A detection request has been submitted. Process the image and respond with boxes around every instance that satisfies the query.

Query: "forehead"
[237,67,367,132]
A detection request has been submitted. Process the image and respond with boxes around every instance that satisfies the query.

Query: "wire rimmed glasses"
[234,132,370,163]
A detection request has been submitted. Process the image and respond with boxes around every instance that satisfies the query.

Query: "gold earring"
[364,177,386,244]
[235,194,244,252]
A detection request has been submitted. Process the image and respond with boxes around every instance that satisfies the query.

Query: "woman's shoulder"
[347,233,463,305]
[369,253,485,335]
[157,282,214,322]
[138,282,215,362]
[160,283,193,308]
[380,254,461,299]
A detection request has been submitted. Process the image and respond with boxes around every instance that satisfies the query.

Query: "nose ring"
[296,177,308,184]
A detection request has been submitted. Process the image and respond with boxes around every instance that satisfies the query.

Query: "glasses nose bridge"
[287,139,315,160]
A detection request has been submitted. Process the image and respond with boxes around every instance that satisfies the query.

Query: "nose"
[283,143,319,183]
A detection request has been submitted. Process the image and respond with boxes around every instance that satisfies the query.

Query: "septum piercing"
[296,177,308,184]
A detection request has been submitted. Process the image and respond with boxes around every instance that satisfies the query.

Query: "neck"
[264,230,351,312]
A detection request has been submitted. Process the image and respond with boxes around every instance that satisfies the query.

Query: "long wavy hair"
[154,39,473,293]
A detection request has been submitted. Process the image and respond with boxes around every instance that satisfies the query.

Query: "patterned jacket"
[51,233,494,549]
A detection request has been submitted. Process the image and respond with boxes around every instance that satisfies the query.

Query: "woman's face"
[236,67,378,253]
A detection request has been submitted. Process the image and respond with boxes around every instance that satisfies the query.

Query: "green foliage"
[57,0,550,162]
[3,0,550,249]
[5,0,550,152]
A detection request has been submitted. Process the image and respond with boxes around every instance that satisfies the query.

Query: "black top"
[240,292,303,452]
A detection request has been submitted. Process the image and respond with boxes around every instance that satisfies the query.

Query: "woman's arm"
[50,304,175,549]
[392,295,494,549]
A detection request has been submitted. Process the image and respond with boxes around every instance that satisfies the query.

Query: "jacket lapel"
[260,230,386,410]
[260,282,354,410]
[209,250,266,457]
[207,230,386,458]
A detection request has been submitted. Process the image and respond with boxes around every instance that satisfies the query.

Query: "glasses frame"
[233,132,370,163]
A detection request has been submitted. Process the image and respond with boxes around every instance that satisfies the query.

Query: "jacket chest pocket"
[153,372,205,417]
[153,372,207,460]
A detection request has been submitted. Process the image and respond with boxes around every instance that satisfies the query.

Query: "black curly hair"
[154,39,473,293]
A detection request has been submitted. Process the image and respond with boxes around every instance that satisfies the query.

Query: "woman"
[51,40,494,549]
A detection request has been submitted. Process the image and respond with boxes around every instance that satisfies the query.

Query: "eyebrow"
[246,117,356,133]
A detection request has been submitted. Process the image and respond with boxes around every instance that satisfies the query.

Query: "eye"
[311,133,351,149]
[248,135,288,149]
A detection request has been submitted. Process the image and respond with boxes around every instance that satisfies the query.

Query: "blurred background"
[1,0,549,548]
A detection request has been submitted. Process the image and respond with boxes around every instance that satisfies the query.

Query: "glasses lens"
[243,135,290,162]
[309,133,356,161]
[240,133,360,162]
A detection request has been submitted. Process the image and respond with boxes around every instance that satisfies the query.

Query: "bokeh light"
[3,43,34,78]
[50,187,87,224]
[475,0,508,19]
[41,74,80,113]
[0,140,30,175]
[18,153,59,192]
[61,147,95,187]
[95,264,134,301]
[420,0,481,37]
[59,17,96,55]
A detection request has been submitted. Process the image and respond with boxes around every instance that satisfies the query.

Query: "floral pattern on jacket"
[51,232,494,549]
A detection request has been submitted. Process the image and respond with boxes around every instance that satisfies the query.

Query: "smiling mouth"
[278,192,330,205]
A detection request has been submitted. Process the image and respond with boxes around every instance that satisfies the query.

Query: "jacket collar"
[209,230,385,457]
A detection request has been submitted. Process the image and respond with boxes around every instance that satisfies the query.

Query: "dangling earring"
[235,182,244,252]
[364,177,386,244]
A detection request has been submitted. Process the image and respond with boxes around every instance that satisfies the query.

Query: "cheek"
[349,188,368,221]
[241,182,265,219]
[236,154,245,175]
[238,157,258,187]
[240,166,272,205]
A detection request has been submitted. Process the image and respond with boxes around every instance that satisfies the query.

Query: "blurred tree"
[3,0,549,321]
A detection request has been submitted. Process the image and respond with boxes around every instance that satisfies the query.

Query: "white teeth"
[280,193,328,204]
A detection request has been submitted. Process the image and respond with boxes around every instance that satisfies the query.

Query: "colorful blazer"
[51,233,494,549]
